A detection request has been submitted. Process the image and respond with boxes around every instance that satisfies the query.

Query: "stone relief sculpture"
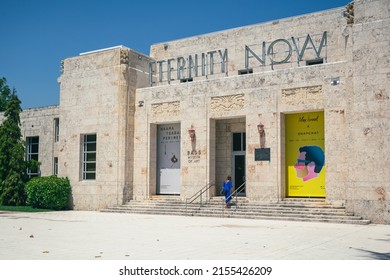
[120,49,129,64]
[151,101,180,117]
[344,2,354,25]
[282,85,322,105]
[211,94,245,112]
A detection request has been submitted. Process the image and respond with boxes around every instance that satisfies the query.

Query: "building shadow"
[355,235,390,260]
[356,249,390,260]
[351,234,390,260]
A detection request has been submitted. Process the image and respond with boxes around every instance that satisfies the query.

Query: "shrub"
[26,176,71,210]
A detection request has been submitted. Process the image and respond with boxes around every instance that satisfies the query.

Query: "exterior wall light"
[257,123,266,148]
[331,77,340,86]
[188,126,196,143]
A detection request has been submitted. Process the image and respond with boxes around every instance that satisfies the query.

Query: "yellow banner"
[285,112,325,197]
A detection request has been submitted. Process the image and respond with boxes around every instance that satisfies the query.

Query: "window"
[233,132,246,152]
[26,136,40,177]
[238,68,253,75]
[82,134,96,180]
[180,77,193,83]
[53,157,58,176]
[306,58,323,66]
[54,118,59,142]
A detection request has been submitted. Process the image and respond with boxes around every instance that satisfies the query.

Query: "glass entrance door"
[233,154,245,194]
[232,132,246,195]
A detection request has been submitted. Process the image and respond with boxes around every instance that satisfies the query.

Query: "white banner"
[1,260,388,280]
[157,123,181,194]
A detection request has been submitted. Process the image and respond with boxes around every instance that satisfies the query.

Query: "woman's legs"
[225,190,231,205]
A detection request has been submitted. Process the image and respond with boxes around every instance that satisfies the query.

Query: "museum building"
[1,0,389,224]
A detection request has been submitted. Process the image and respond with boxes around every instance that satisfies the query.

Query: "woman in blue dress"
[222,176,233,208]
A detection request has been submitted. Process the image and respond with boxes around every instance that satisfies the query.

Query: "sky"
[1,0,350,109]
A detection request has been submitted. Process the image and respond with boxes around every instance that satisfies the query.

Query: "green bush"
[26,176,71,210]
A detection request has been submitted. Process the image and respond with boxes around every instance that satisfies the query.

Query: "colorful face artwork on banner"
[285,112,325,197]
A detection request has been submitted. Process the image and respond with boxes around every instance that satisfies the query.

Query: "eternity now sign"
[149,32,327,85]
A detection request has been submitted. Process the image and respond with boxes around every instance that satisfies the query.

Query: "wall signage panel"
[285,111,325,197]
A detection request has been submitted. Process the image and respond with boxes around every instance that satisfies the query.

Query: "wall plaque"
[255,148,271,161]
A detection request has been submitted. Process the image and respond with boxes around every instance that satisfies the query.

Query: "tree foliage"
[0,89,28,205]
[0,77,12,112]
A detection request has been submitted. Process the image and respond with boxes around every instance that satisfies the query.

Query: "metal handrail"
[185,181,215,215]
[222,181,246,216]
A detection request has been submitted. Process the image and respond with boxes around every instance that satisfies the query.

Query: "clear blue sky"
[1,0,349,109]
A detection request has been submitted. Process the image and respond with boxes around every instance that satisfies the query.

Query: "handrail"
[185,181,215,215]
[223,181,246,215]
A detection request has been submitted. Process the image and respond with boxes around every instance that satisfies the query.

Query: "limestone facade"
[0,106,59,177]
[1,0,388,223]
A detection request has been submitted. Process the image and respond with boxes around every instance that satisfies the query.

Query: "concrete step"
[102,208,370,225]
[107,199,348,211]
[101,197,371,225]
[113,202,353,215]
[105,205,358,219]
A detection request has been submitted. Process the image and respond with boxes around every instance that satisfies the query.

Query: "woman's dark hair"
[227,176,231,180]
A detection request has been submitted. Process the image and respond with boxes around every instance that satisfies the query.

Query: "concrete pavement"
[0,210,389,260]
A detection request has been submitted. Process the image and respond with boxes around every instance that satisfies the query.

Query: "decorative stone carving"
[211,94,244,112]
[151,101,180,117]
[282,85,323,105]
[120,49,129,64]
[344,2,354,25]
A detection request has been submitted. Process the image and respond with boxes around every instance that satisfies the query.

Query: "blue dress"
[223,180,233,204]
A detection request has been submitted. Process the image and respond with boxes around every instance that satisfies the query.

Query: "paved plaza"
[0,210,389,260]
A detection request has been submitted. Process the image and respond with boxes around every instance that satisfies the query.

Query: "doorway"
[214,118,246,195]
[156,123,181,195]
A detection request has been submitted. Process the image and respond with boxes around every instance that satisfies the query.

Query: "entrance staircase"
[101,196,370,225]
